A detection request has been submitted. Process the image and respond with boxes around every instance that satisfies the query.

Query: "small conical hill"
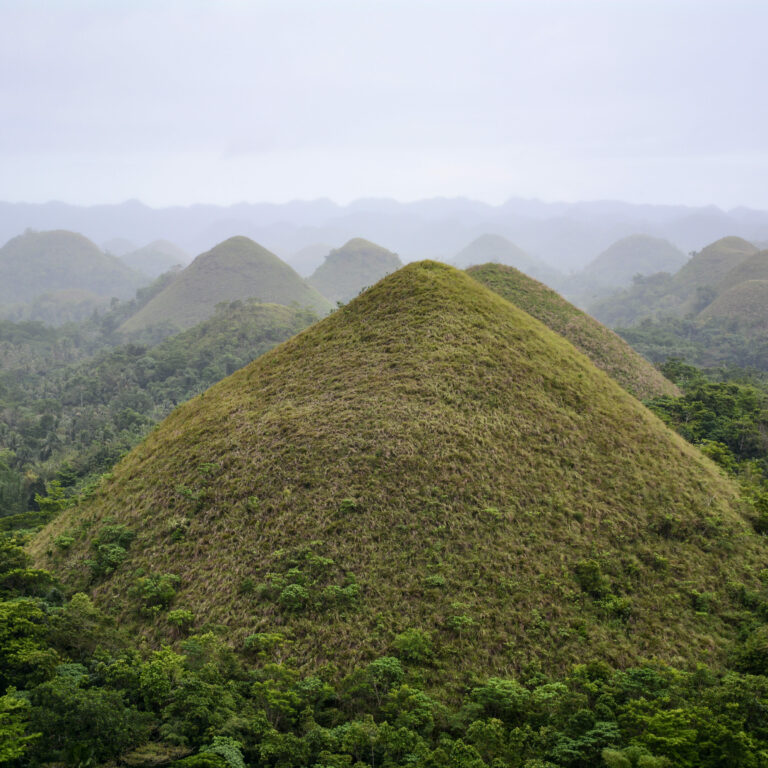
[309,238,402,304]
[582,235,687,288]
[467,263,678,399]
[716,250,768,293]
[698,279,768,330]
[119,239,188,278]
[33,262,764,682]
[119,236,333,334]
[671,236,758,297]
[0,229,147,303]
[454,234,559,283]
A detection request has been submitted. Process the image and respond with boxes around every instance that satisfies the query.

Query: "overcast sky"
[2,0,767,208]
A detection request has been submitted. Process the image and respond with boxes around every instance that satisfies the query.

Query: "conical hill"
[454,234,560,284]
[119,236,333,334]
[0,229,147,303]
[671,236,758,297]
[467,263,678,399]
[309,238,402,304]
[715,250,768,293]
[698,279,768,331]
[33,262,764,682]
[582,234,687,288]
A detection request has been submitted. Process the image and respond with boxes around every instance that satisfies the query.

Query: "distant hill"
[0,288,107,326]
[0,229,148,304]
[309,238,402,303]
[590,236,759,327]
[670,236,758,299]
[715,249,768,293]
[286,243,332,277]
[453,234,561,284]
[102,237,137,257]
[119,239,187,278]
[698,279,768,330]
[582,235,688,288]
[467,263,678,399]
[119,236,333,334]
[33,261,763,680]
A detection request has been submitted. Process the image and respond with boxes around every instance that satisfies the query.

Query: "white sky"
[1,0,767,208]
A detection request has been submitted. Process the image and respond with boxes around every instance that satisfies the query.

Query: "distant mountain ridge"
[3,198,768,272]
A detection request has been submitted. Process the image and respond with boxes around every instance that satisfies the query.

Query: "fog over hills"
[3,198,768,272]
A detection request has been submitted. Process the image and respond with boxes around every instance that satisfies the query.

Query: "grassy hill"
[671,236,757,298]
[715,249,768,293]
[590,236,759,327]
[467,263,678,399]
[32,262,764,683]
[582,234,687,288]
[698,279,768,330]
[453,233,560,284]
[0,229,148,304]
[309,238,402,304]
[119,236,333,334]
[119,239,187,278]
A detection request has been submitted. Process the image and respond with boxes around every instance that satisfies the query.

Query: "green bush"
[393,628,433,664]
[132,573,180,614]
[278,583,310,613]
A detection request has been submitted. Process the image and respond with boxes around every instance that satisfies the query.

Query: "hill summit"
[0,229,147,304]
[453,233,560,284]
[582,234,687,288]
[309,238,402,304]
[467,263,678,399]
[119,236,333,334]
[34,262,763,681]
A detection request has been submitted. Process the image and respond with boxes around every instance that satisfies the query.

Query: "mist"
[2,0,768,209]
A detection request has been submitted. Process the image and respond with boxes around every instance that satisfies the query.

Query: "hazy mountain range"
[4,197,768,272]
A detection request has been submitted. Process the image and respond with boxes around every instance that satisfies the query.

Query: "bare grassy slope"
[120,236,333,333]
[698,279,768,330]
[0,229,147,303]
[309,238,402,304]
[467,263,678,399]
[33,262,764,683]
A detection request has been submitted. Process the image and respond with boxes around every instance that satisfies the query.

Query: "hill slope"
[467,263,678,399]
[453,233,560,284]
[698,279,768,330]
[0,229,147,304]
[715,249,768,293]
[589,236,759,327]
[33,262,763,681]
[119,239,188,278]
[671,236,758,297]
[582,234,687,288]
[309,238,402,304]
[119,236,333,333]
